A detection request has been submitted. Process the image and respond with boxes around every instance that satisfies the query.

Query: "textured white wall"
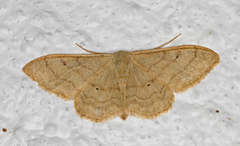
[0,0,239,145]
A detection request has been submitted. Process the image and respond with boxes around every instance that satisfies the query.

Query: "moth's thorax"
[113,51,130,94]
[113,51,130,79]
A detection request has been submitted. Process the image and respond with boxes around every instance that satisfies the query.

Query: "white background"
[0,0,239,145]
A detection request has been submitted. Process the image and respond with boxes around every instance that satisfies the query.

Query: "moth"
[22,34,220,123]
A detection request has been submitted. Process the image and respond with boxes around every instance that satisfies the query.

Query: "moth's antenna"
[75,43,101,54]
[154,34,181,49]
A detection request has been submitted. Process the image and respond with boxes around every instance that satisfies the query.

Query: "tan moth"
[22,34,220,122]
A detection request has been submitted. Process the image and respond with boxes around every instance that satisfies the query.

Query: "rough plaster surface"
[0,0,240,146]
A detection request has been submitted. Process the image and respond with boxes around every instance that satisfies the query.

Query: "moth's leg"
[153,34,181,50]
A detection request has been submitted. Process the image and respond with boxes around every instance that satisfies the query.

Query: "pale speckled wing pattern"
[130,45,220,93]
[23,54,124,122]
[126,60,174,119]
[22,54,112,100]
[124,45,219,119]
[74,63,123,122]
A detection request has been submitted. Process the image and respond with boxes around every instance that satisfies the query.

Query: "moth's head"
[112,51,131,65]
[113,51,130,57]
